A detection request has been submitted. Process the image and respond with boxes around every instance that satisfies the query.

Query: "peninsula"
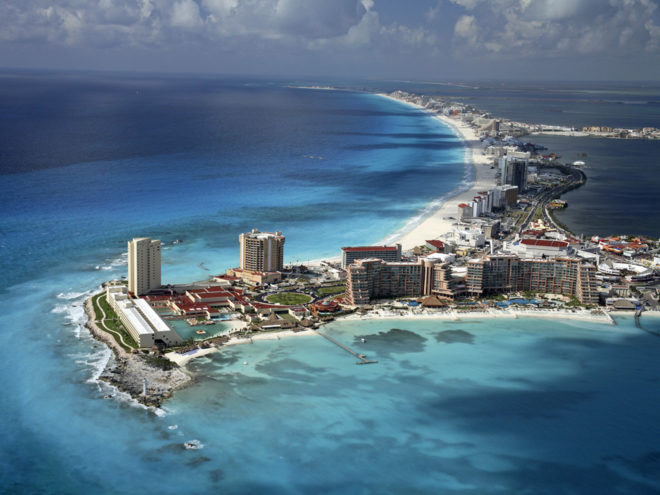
[83,91,660,407]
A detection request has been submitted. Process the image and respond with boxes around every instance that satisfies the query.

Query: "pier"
[315,331,378,365]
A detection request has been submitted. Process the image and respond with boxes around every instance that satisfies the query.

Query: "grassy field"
[92,292,138,350]
[265,292,312,305]
[316,285,346,296]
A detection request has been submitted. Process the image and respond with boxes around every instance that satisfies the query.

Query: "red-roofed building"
[457,203,472,221]
[311,299,341,314]
[341,244,402,269]
[516,238,570,258]
[425,240,446,253]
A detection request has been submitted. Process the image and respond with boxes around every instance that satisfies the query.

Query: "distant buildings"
[499,156,528,192]
[341,244,402,269]
[128,237,161,296]
[458,185,518,221]
[239,229,285,272]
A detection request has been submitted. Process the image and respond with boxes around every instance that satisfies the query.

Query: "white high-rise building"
[128,237,161,296]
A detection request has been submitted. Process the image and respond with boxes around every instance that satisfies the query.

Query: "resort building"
[345,256,463,305]
[466,255,598,304]
[225,267,282,286]
[128,237,161,296]
[106,286,183,348]
[239,229,285,272]
[345,258,424,305]
[340,244,402,269]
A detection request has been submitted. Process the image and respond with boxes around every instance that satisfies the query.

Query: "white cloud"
[450,0,660,56]
[454,14,478,47]
[170,0,202,29]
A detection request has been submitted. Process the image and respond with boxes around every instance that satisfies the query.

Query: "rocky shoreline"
[84,296,192,408]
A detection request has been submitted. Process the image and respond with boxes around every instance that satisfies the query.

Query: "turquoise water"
[7,314,659,493]
[170,316,660,493]
[167,318,231,341]
[2,74,659,493]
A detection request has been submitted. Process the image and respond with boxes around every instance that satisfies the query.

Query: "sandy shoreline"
[169,307,647,366]
[305,93,495,268]
[375,93,497,250]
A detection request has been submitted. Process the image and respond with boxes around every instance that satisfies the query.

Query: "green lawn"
[278,312,298,322]
[265,292,312,305]
[316,285,346,296]
[92,292,138,350]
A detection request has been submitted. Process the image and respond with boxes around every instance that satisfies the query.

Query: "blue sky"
[2,0,660,80]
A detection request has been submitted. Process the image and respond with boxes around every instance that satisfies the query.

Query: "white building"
[511,239,570,258]
[106,286,183,348]
[448,228,486,248]
[128,237,161,296]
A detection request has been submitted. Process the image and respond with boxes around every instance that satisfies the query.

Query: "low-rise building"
[106,286,183,348]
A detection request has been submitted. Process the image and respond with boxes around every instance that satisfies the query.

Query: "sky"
[2,0,660,80]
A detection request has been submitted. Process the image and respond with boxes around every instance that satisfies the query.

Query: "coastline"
[305,91,495,267]
[84,295,192,407]
[375,93,496,250]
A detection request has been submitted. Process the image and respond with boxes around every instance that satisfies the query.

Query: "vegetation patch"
[145,356,178,370]
[265,292,312,305]
[317,285,346,296]
[92,292,139,350]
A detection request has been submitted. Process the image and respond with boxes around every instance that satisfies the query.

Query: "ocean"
[361,79,660,238]
[1,72,659,494]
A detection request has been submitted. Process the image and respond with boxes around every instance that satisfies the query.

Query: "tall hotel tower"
[239,229,285,272]
[128,237,161,296]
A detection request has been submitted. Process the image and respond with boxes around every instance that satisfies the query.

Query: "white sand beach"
[223,328,317,346]
[339,307,616,325]
[376,93,497,250]
[304,94,495,267]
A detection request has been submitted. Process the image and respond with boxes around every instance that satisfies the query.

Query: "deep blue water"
[528,135,660,237]
[0,72,467,289]
[2,72,660,494]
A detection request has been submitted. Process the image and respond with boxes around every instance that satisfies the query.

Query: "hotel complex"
[239,229,285,272]
[341,244,402,269]
[466,255,598,304]
[106,285,183,348]
[345,254,598,305]
[128,237,161,296]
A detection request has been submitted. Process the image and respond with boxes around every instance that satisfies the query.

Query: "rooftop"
[342,246,399,252]
[521,239,569,248]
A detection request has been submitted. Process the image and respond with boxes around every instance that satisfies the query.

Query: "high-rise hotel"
[239,229,285,272]
[128,237,161,296]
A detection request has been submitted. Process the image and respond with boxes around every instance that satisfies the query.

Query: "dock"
[315,331,378,365]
